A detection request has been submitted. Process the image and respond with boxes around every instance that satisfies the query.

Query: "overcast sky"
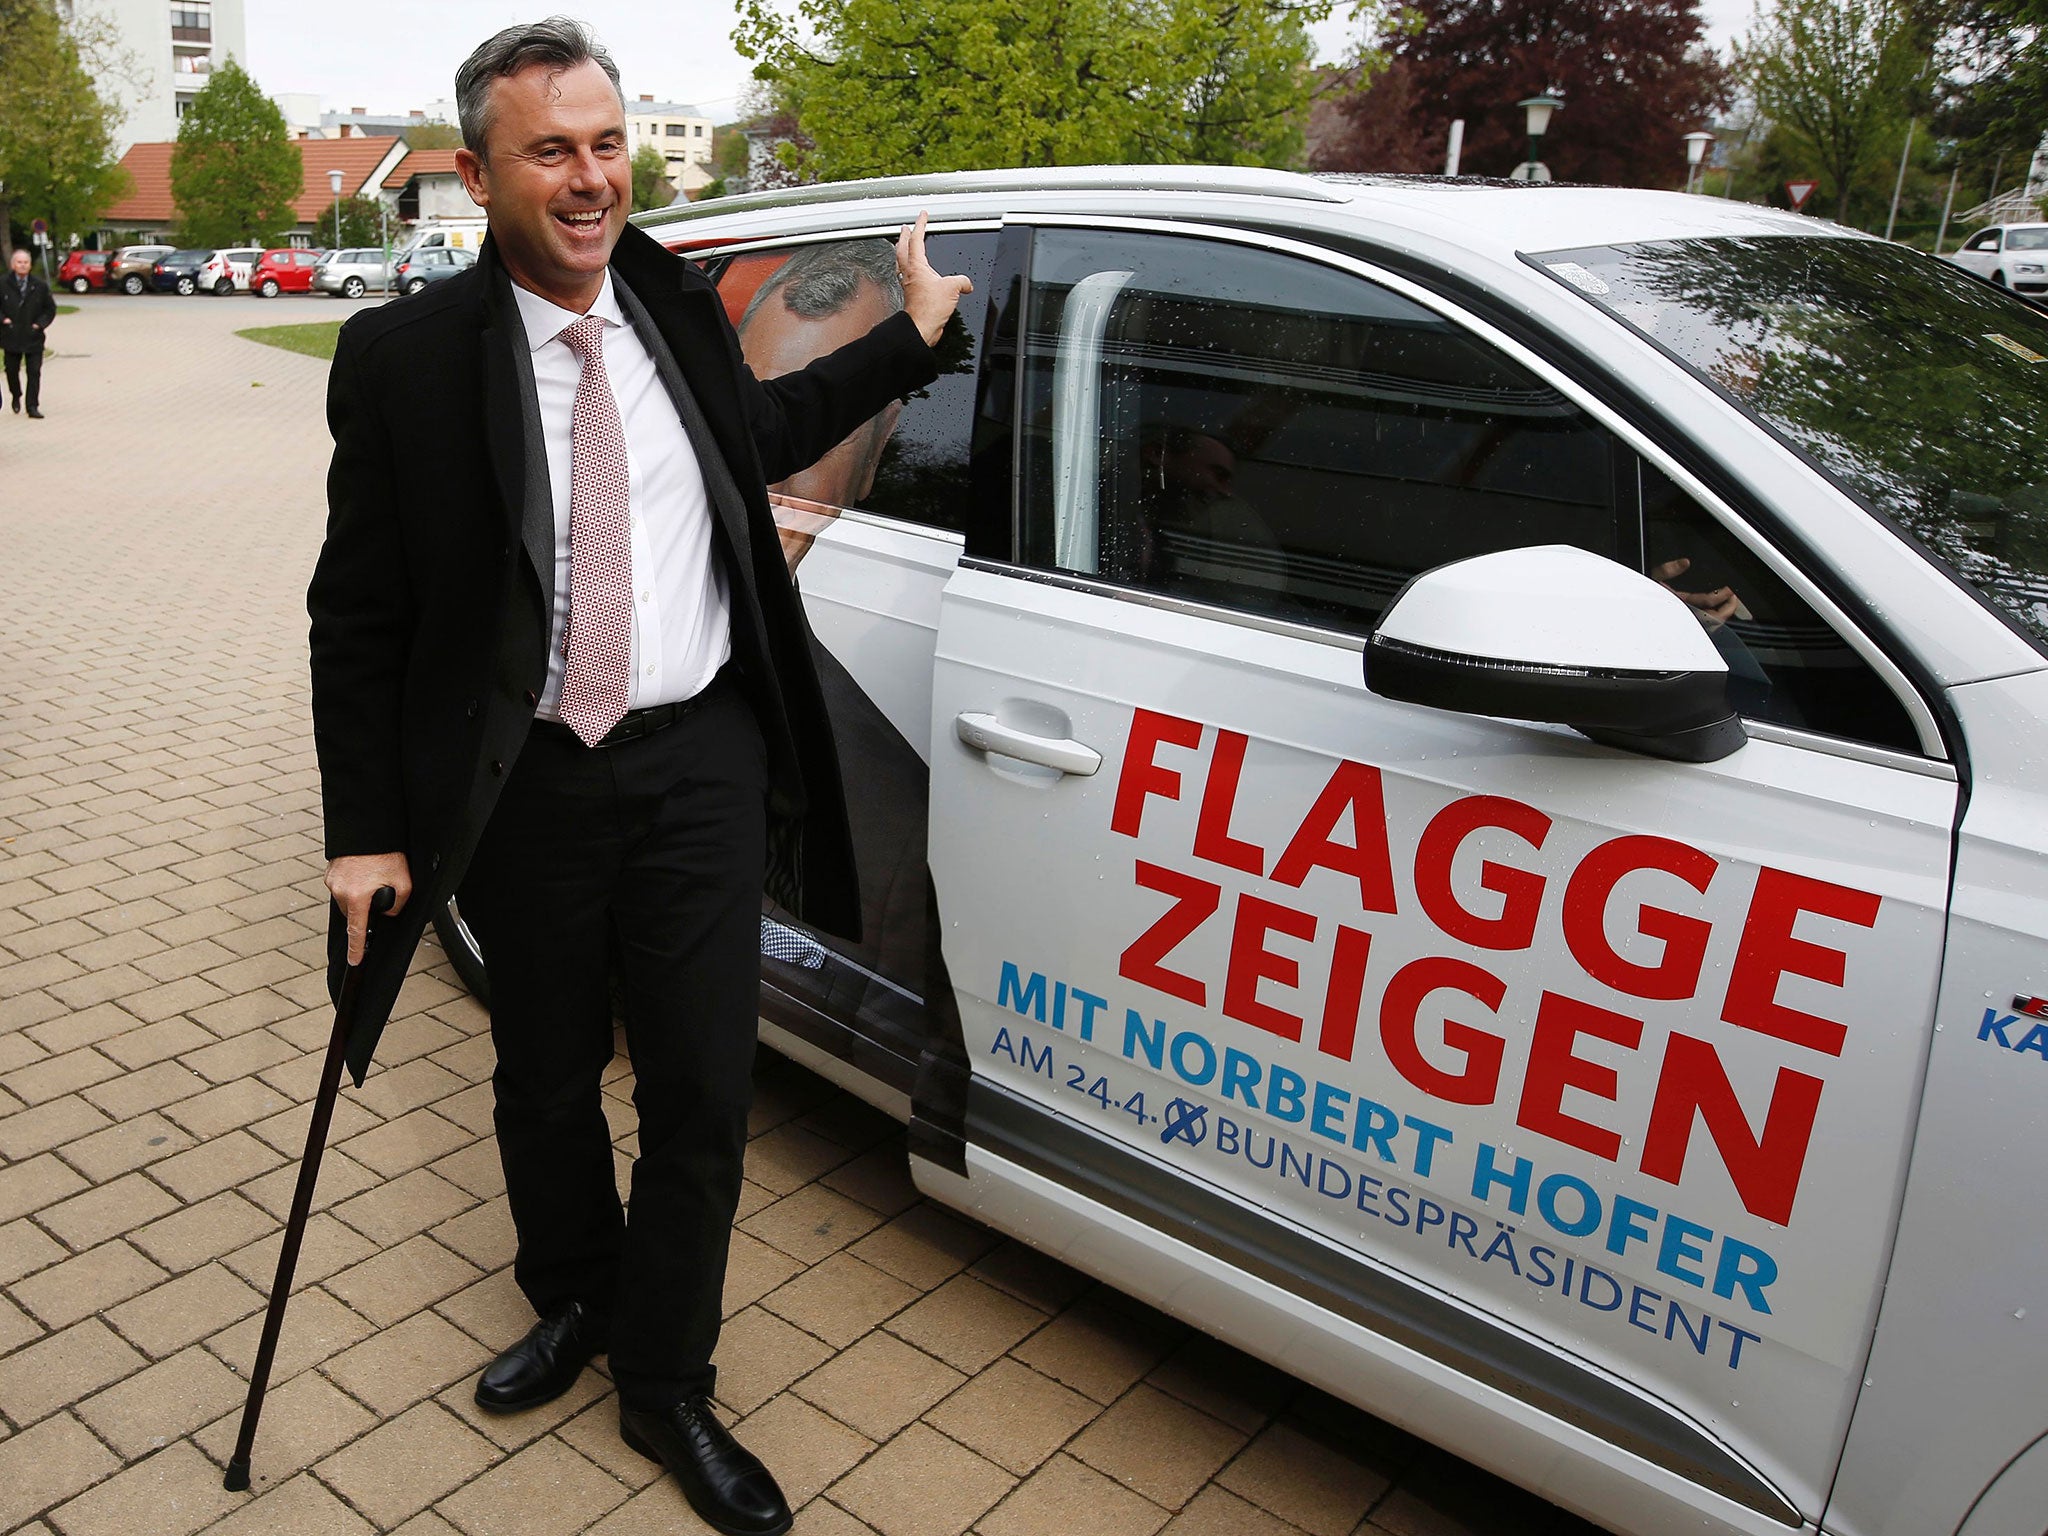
[246,0,1759,126]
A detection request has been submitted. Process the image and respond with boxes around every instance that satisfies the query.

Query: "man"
[305,20,969,1536]
[0,248,55,418]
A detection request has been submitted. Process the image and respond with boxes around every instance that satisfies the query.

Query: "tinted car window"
[1015,228,1627,633]
[717,232,998,532]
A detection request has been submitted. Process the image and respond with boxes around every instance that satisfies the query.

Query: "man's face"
[741,278,902,508]
[1154,434,1236,501]
[454,59,629,309]
[9,252,29,279]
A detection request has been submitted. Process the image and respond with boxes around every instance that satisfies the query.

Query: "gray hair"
[739,239,902,332]
[455,17,623,159]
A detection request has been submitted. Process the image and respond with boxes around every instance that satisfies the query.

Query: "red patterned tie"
[556,314,633,747]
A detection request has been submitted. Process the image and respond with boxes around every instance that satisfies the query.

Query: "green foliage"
[320,195,386,249]
[1738,0,1930,223]
[712,125,750,179]
[631,143,674,212]
[171,59,302,247]
[0,0,131,251]
[237,321,343,360]
[697,177,730,200]
[734,0,1338,179]
[403,121,464,150]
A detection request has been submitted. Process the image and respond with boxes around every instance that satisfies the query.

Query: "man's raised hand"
[897,212,974,347]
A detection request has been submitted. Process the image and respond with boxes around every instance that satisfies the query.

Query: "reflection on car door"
[924,223,1955,1523]
[708,228,1001,1090]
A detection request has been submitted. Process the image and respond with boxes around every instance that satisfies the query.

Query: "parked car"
[107,244,175,295]
[436,169,2048,1536]
[150,249,217,295]
[250,247,324,297]
[392,245,475,295]
[313,248,391,298]
[56,250,112,293]
[1949,221,2048,294]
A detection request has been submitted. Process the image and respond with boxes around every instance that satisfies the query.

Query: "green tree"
[734,0,1340,180]
[320,193,387,249]
[1738,0,1930,222]
[0,0,131,258]
[630,142,673,211]
[170,58,301,246]
[402,121,464,150]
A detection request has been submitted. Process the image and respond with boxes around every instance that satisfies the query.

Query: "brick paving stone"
[315,1401,503,1528]
[0,1414,122,1532]
[924,1358,1103,1478]
[164,1077,299,1142]
[828,1422,1013,1536]
[12,1238,170,1328]
[1068,1384,1248,1511]
[37,1169,181,1248]
[712,1305,836,1417]
[0,1317,148,1424]
[325,1234,483,1328]
[554,1400,665,1495]
[47,1442,239,1536]
[794,1331,964,1443]
[323,1308,493,1417]
[179,1029,297,1084]
[430,1195,517,1271]
[75,1343,248,1459]
[331,1167,476,1248]
[435,1435,628,1536]
[0,1289,43,1352]
[733,1393,875,1508]
[883,1274,1046,1374]
[1215,1422,1391,1536]
[1158,1485,1310,1536]
[0,1214,68,1283]
[0,1093,112,1159]
[130,1191,276,1273]
[1009,1293,1182,1406]
[151,1129,288,1203]
[220,1210,376,1292]
[195,1472,377,1536]
[848,1204,998,1292]
[741,1184,886,1267]
[207,1286,375,1383]
[1143,1334,1298,1435]
[2,1046,121,1106]
[818,1144,922,1219]
[437,1364,611,1453]
[59,1109,198,1182]
[241,1148,382,1221]
[107,1261,265,1358]
[964,1241,1092,1316]
[976,1451,1168,1536]
[429,1141,507,1201]
[745,1122,856,1196]
[763,1250,919,1349]
[80,1059,210,1120]
[340,1108,474,1179]
[193,1369,378,1484]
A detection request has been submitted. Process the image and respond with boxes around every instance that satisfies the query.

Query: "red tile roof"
[102,136,405,228]
[382,148,462,189]
[103,142,176,223]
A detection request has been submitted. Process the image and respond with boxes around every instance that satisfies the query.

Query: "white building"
[68,0,248,153]
[626,95,714,193]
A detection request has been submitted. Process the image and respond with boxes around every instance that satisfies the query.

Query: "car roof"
[637,165,1860,267]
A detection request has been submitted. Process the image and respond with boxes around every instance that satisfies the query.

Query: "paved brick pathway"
[0,293,1606,1536]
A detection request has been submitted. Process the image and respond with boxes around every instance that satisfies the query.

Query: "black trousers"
[4,350,39,411]
[457,673,766,1407]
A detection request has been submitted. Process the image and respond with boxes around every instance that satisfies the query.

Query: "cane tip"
[223,1460,251,1493]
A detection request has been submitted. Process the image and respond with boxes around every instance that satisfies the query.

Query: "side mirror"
[1365,545,1746,763]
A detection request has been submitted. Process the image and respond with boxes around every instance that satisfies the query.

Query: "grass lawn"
[56,304,78,315]
[236,320,343,360]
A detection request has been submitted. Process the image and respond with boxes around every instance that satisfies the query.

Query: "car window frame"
[995,212,1949,769]
[693,218,1005,541]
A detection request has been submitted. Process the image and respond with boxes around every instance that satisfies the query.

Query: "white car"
[438,169,2048,1536]
[1949,220,2048,294]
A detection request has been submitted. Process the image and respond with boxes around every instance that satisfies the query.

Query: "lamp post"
[1683,131,1715,194]
[1510,95,1564,183]
[328,168,344,251]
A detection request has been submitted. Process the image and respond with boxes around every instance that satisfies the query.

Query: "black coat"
[307,225,939,1080]
[0,271,55,355]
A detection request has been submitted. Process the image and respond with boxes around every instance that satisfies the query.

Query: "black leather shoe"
[474,1300,605,1413]
[8,398,17,413]
[25,408,42,419]
[620,1396,792,1536]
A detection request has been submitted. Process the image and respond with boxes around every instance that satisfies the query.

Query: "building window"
[694,124,704,136]
[666,123,688,137]
[169,6,210,38]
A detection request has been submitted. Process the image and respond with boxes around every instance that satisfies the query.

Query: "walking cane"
[223,884,396,1493]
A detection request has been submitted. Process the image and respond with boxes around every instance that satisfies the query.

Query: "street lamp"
[327,168,344,251]
[1683,131,1715,194]
[1511,95,1564,183]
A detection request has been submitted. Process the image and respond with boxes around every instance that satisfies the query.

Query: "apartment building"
[626,95,714,196]
[69,0,248,152]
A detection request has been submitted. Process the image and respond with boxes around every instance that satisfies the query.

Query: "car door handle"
[954,713,1102,777]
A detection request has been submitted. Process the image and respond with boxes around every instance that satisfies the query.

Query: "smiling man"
[305,19,969,1534]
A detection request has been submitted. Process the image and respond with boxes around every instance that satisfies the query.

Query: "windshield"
[1537,235,2048,650]
[2008,228,2048,251]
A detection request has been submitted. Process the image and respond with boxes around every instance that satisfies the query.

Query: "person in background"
[1,248,56,419]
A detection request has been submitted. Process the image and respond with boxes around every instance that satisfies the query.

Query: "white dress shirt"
[511,272,731,719]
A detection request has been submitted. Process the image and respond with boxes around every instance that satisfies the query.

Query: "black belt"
[533,663,737,748]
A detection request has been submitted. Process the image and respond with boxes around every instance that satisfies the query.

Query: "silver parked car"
[1948,221,2048,294]
[474,168,2048,1536]
[313,248,391,299]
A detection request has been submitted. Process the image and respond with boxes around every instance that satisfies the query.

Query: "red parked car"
[57,250,112,293]
[250,248,324,297]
